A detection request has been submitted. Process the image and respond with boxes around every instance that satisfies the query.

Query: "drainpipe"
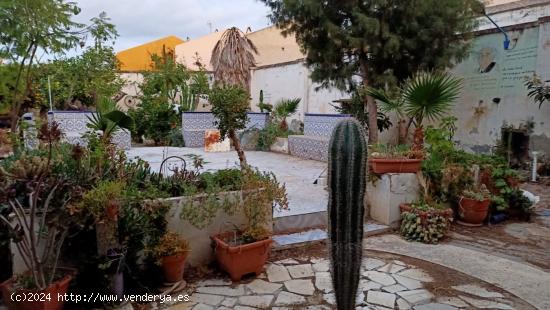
[483,10,511,50]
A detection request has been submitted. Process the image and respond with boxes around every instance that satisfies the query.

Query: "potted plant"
[399,201,453,244]
[212,168,288,281]
[369,144,424,173]
[151,232,190,283]
[366,71,462,150]
[457,185,492,226]
[0,177,77,310]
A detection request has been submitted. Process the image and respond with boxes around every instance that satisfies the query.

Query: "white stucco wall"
[250,62,349,122]
[117,72,143,110]
[449,19,550,154]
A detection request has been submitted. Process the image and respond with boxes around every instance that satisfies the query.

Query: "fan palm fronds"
[402,71,462,126]
[273,98,300,130]
[211,27,258,90]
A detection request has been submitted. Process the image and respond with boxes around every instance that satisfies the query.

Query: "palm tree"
[211,27,258,91]
[273,98,300,131]
[367,71,462,150]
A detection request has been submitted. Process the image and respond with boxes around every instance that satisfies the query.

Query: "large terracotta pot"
[458,197,491,226]
[161,253,188,283]
[370,158,422,174]
[212,233,272,281]
[0,272,73,310]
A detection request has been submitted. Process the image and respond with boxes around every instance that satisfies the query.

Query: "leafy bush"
[256,122,294,151]
[150,232,190,264]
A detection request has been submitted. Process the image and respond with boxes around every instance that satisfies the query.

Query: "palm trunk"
[229,129,247,167]
[412,126,424,153]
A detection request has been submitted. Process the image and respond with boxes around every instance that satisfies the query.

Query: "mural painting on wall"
[454,27,539,98]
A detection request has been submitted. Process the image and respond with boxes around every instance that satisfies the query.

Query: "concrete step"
[272,221,391,250]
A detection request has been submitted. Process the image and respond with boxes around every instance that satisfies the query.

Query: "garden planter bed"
[212,232,272,281]
[0,268,75,310]
[162,190,273,267]
[370,158,422,174]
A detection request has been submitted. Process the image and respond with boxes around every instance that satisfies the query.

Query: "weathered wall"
[450,20,550,154]
[250,62,348,122]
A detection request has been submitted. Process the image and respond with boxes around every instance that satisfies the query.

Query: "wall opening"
[501,128,530,167]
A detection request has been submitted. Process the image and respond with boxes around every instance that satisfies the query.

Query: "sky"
[73,0,272,53]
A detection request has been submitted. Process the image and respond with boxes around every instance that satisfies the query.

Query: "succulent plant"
[327,119,368,310]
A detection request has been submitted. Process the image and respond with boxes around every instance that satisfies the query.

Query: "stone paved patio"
[154,252,528,310]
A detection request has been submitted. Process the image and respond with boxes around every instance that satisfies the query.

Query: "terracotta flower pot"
[370,158,422,174]
[458,197,491,226]
[212,233,272,281]
[161,253,188,283]
[0,273,73,310]
[105,201,119,221]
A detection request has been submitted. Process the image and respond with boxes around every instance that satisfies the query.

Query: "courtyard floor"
[128,147,550,309]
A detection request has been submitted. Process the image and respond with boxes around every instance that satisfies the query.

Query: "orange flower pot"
[370,158,422,174]
[212,233,272,282]
[161,254,188,283]
[458,197,491,226]
[0,273,73,310]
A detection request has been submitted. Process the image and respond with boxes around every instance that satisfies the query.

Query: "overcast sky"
[73,0,272,53]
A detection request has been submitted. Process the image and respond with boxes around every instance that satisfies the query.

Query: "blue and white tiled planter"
[288,113,352,162]
[182,112,269,147]
[47,111,132,150]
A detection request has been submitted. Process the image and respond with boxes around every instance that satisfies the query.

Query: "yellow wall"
[116,36,184,72]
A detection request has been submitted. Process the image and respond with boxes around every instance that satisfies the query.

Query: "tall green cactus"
[328,118,368,310]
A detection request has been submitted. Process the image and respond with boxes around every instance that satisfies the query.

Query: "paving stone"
[195,285,245,297]
[362,258,386,271]
[287,264,314,278]
[246,279,283,294]
[169,302,196,310]
[378,263,407,274]
[272,308,292,310]
[284,279,316,295]
[275,258,300,265]
[393,274,424,290]
[306,306,332,310]
[216,307,233,310]
[274,291,307,306]
[220,297,237,307]
[192,304,214,310]
[382,284,407,293]
[452,284,504,298]
[396,298,411,309]
[315,272,333,293]
[266,264,292,282]
[233,306,256,310]
[238,295,274,308]
[190,293,225,306]
[397,289,434,305]
[366,291,396,308]
[364,271,397,286]
[358,279,383,292]
[435,296,468,308]
[257,273,267,279]
[356,291,366,305]
[458,296,514,309]
[197,279,232,286]
[323,293,335,305]
[312,260,330,272]
[413,303,458,310]
[397,269,434,283]
[393,260,408,266]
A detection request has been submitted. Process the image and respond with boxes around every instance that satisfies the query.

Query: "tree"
[368,71,462,150]
[211,27,258,91]
[130,52,208,145]
[0,0,117,131]
[525,75,550,108]
[261,0,482,142]
[40,46,124,109]
[209,85,250,167]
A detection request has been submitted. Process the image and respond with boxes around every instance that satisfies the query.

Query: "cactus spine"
[328,119,368,310]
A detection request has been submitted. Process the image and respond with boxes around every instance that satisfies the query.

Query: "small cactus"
[327,119,368,310]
